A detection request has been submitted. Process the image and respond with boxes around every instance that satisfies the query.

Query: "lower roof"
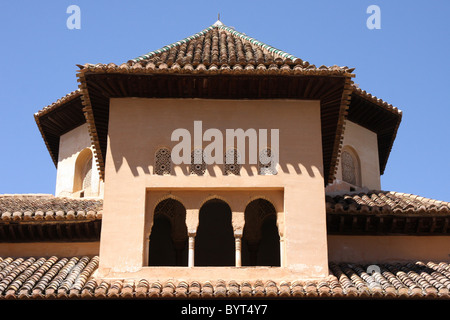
[0,255,448,299]
[0,191,449,241]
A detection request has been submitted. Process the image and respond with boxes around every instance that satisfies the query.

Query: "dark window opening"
[242,199,280,267]
[148,199,188,266]
[195,199,235,266]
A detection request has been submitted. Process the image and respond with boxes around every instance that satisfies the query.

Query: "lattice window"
[341,150,357,185]
[82,157,92,190]
[190,149,206,176]
[258,148,277,175]
[74,148,94,196]
[154,147,172,175]
[224,149,241,176]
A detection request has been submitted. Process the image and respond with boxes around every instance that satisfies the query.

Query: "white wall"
[55,123,102,198]
[328,120,381,192]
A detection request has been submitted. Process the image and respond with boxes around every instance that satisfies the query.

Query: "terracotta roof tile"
[0,256,449,299]
[1,191,448,240]
[4,191,448,222]
[77,24,352,77]
[352,85,401,115]
[34,90,81,118]
[326,191,450,215]
[0,194,102,223]
[326,191,450,234]
[34,90,85,166]
[130,25,301,66]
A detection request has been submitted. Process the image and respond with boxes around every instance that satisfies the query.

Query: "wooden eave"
[0,219,101,242]
[327,212,450,236]
[347,89,402,174]
[34,92,86,166]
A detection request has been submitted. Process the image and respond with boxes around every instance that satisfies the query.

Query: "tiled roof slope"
[0,194,102,222]
[34,90,85,166]
[80,24,353,77]
[2,191,448,223]
[326,191,450,215]
[326,191,450,235]
[127,24,348,73]
[0,256,449,299]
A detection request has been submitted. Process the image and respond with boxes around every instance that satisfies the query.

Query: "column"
[279,236,285,267]
[188,234,195,268]
[185,208,199,268]
[234,230,243,267]
[277,211,286,267]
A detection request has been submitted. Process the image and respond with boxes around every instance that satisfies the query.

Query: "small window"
[258,148,277,175]
[190,149,206,176]
[82,157,92,190]
[341,148,361,187]
[154,147,172,175]
[73,148,94,196]
[224,148,241,176]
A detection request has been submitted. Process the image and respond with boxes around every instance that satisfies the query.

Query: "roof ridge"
[0,194,54,198]
[326,189,450,205]
[130,25,217,64]
[388,191,450,206]
[352,84,402,114]
[34,89,81,118]
[129,23,303,65]
[215,25,301,63]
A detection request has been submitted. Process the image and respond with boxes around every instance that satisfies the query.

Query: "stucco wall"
[333,120,381,191]
[55,123,102,198]
[98,98,329,280]
[328,235,450,263]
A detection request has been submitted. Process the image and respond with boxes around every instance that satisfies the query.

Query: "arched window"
[341,147,361,187]
[154,147,172,175]
[242,199,280,267]
[190,149,206,176]
[224,148,241,175]
[195,199,235,266]
[258,148,277,175]
[82,157,92,190]
[73,148,93,197]
[148,198,188,266]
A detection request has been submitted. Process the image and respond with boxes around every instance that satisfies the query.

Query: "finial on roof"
[213,13,224,26]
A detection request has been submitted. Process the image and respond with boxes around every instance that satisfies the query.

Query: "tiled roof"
[326,191,450,235]
[0,194,103,222]
[78,23,354,77]
[2,191,448,225]
[124,24,352,75]
[34,90,85,166]
[0,256,449,299]
[0,195,102,242]
[352,85,402,115]
[348,85,402,175]
[326,191,450,215]
[34,90,81,118]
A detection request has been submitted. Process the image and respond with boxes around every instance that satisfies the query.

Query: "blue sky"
[0,0,449,201]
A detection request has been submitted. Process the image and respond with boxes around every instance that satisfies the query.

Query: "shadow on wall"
[108,141,323,179]
[105,98,326,181]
